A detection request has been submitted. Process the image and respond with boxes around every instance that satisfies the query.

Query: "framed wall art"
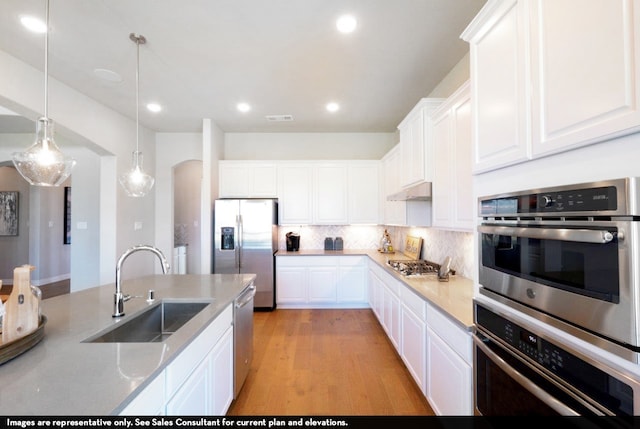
[64,186,71,244]
[0,191,18,236]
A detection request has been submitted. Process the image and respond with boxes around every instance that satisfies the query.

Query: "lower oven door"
[474,332,603,416]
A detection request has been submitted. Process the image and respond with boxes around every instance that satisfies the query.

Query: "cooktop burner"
[387,259,441,276]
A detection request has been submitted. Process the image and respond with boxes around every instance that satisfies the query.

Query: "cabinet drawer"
[400,286,426,320]
[427,304,471,364]
[276,256,339,267]
[165,304,233,397]
[338,256,366,266]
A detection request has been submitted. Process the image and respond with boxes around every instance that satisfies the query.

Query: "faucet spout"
[113,245,170,317]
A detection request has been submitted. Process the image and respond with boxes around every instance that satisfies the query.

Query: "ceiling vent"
[265,114,293,122]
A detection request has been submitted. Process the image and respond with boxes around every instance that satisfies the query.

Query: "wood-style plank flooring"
[227,308,435,416]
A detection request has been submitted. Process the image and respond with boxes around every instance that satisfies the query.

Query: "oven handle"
[478,225,615,244]
[473,335,584,416]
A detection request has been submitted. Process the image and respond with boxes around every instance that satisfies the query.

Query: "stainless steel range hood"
[387,182,432,201]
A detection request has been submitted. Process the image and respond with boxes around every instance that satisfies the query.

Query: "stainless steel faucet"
[113,245,170,317]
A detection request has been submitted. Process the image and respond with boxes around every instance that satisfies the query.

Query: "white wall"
[224,132,396,160]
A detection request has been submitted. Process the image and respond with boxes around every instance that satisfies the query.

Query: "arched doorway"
[173,160,202,274]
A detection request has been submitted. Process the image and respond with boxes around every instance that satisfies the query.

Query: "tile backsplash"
[278,225,474,279]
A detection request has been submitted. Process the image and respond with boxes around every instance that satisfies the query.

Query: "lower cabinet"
[120,304,234,416]
[276,256,368,308]
[367,262,473,415]
[426,303,473,415]
[400,287,427,394]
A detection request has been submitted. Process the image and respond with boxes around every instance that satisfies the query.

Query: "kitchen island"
[0,273,255,415]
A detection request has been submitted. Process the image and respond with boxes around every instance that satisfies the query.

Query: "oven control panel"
[480,185,618,215]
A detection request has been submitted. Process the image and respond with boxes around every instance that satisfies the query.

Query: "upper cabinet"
[264,161,380,225]
[462,0,640,173]
[432,81,474,231]
[397,99,444,187]
[529,0,640,156]
[381,144,406,225]
[219,161,277,198]
[462,0,530,173]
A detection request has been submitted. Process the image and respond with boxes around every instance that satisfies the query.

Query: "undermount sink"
[83,300,210,343]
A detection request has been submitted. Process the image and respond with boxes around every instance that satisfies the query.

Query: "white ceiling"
[0,0,486,134]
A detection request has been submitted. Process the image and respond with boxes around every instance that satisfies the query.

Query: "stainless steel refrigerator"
[213,199,278,310]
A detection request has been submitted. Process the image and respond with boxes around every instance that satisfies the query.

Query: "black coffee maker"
[286,232,300,251]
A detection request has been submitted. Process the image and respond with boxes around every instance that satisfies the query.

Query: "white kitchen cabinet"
[314,163,349,224]
[462,0,530,173]
[219,161,277,198]
[432,81,474,231]
[529,0,640,156]
[337,256,367,304]
[278,161,378,225]
[308,263,338,304]
[277,163,314,224]
[463,0,640,173]
[209,327,234,415]
[120,304,234,416]
[381,144,406,225]
[400,286,427,394]
[397,98,444,187]
[426,303,473,416]
[368,261,401,354]
[276,255,368,308]
[348,162,380,224]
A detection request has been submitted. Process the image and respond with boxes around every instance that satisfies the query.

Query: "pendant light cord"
[44,0,49,119]
[135,36,140,155]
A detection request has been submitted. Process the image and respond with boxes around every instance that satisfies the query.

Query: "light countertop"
[0,273,255,416]
[276,249,475,330]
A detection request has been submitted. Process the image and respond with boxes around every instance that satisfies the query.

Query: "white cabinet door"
[210,327,234,415]
[530,0,640,156]
[463,0,530,172]
[219,161,277,198]
[278,163,313,224]
[166,355,210,415]
[398,99,443,187]
[400,303,426,394]
[348,162,380,224]
[308,266,338,303]
[276,265,307,304]
[336,257,367,304]
[314,163,348,224]
[432,81,474,231]
[381,144,406,225]
[426,326,472,415]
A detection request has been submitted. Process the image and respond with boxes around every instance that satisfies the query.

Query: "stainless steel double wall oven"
[475,178,640,415]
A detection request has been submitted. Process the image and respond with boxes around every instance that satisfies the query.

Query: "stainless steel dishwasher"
[234,282,256,397]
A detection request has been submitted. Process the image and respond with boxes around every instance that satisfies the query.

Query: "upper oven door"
[478,219,638,348]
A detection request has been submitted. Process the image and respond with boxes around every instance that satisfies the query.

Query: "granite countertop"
[276,249,475,330]
[0,273,255,416]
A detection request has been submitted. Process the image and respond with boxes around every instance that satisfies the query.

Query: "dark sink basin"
[83,300,210,343]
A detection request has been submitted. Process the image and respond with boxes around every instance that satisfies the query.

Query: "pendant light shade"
[119,33,154,197]
[12,0,76,186]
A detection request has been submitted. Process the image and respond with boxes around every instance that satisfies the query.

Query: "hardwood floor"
[227,308,435,416]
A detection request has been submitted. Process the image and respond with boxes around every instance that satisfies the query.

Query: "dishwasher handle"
[236,284,256,308]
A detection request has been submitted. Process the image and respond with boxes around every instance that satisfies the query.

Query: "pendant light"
[12,0,76,186]
[119,33,154,197]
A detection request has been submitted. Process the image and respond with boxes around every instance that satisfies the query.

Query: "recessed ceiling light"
[93,68,123,83]
[146,103,162,113]
[20,15,47,33]
[237,102,251,113]
[336,14,357,34]
[326,102,340,112]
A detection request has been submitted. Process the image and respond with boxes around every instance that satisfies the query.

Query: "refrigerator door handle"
[237,214,243,269]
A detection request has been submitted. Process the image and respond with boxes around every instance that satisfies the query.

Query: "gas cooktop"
[387,259,455,278]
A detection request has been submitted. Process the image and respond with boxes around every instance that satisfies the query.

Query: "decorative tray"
[0,315,46,366]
